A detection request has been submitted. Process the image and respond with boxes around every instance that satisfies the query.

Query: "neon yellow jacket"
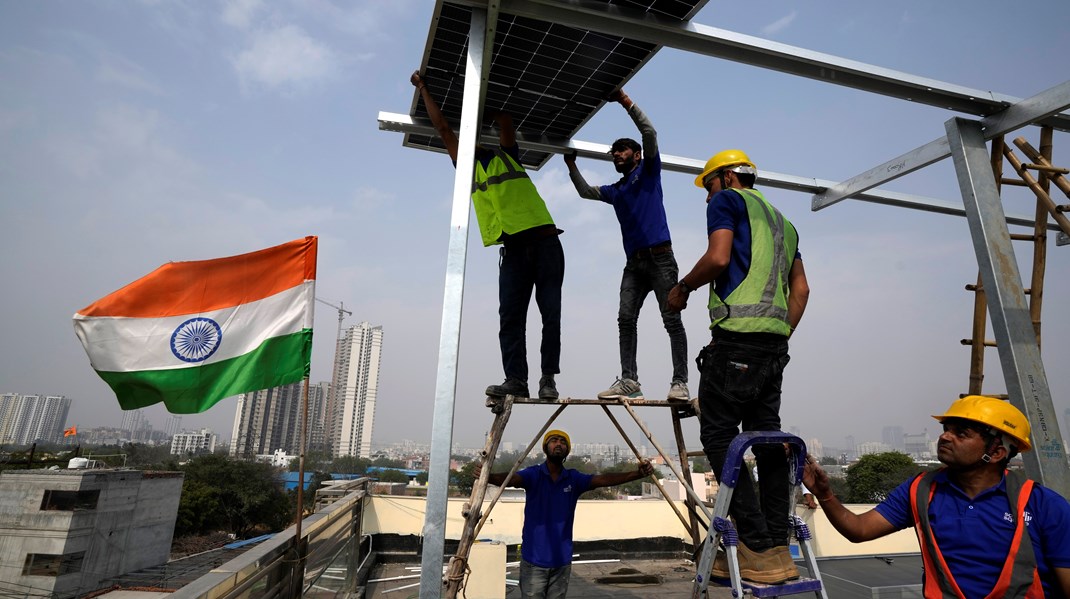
[472,149,554,247]
[708,188,798,335]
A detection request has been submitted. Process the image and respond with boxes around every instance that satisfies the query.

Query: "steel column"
[418,8,493,598]
[944,117,1069,496]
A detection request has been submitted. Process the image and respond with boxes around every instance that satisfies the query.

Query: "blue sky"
[2,0,1068,455]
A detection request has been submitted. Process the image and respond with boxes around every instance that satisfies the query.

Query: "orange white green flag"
[73,236,317,414]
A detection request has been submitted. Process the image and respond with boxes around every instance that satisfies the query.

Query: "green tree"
[845,451,925,503]
[371,456,405,469]
[377,469,410,483]
[416,471,429,485]
[332,455,372,474]
[178,454,293,538]
[691,458,710,473]
[819,455,839,466]
[455,461,478,495]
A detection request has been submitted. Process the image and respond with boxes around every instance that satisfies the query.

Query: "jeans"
[697,329,792,549]
[499,235,564,382]
[618,249,688,383]
[519,560,571,599]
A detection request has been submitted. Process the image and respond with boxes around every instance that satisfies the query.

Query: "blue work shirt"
[875,470,1070,597]
[599,153,671,257]
[706,188,801,301]
[516,462,594,568]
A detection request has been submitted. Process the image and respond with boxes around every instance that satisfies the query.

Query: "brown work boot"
[736,543,799,584]
[711,549,729,578]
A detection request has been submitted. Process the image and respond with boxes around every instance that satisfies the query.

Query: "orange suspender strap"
[911,472,967,599]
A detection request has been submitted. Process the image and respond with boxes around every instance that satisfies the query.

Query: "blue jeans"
[697,329,791,549]
[618,249,688,383]
[519,560,571,599]
[499,235,564,382]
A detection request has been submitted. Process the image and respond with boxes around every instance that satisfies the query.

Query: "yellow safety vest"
[708,188,798,335]
[471,149,554,247]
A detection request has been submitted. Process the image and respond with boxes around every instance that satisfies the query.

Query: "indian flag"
[73,236,317,414]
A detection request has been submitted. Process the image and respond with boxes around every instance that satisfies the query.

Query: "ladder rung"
[1000,177,1028,187]
[1022,162,1070,175]
[960,338,998,347]
[686,450,706,457]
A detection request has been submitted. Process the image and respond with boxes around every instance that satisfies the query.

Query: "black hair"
[737,172,756,188]
[610,137,641,154]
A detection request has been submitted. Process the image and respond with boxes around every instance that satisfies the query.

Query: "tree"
[416,471,429,485]
[691,458,710,473]
[371,456,405,469]
[377,469,410,483]
[332,455,371,474]
[819,455,839,466]
[177,454,293,538]
[455,461,478,495]
[845,451,925,503]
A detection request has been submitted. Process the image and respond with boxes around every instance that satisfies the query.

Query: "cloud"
[761,10,798,36]
[233,25,337,90]
[221,0,263,30]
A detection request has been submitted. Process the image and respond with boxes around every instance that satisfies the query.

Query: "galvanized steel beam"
[418,7,495,598]
[814,80,1070,210]
[945,117,1069,497]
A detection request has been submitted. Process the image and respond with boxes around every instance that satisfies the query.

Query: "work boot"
[597,377,643,400]
[711,549,729,578]
[735,542,799,584]
[486,378,529,398]
[538,375,559,400]
[667,381,690,401]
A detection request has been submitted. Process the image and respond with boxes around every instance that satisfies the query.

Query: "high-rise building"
[881,425,905,451]
[164,415,183,438]
[171,428,217,455]
[0,393,72,444]
[326,322,383,458]
[229,381,327,459]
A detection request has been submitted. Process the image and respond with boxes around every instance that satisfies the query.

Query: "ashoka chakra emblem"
[171,317,222,363]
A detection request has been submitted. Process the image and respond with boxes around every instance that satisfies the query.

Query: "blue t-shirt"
[598,153,671,257]
[516,462,595,568]
[705,188,800,302]
[875,470,1070,597]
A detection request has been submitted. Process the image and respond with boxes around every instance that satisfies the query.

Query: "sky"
[2,0,1069,457]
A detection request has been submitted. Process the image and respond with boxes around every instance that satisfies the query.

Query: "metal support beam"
[448,0,1070,131]
[379,111,1062,231]
[944,117,1069,497]
[814,80,1070,210]
[419,8,494,598]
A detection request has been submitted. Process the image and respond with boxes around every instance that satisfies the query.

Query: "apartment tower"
[326,322,382,458]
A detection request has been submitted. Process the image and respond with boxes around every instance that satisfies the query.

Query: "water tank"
[67,457,89,469]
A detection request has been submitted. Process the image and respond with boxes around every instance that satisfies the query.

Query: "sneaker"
[736,542,799,584]
[667,381,690,401]
[486,378,529,398]
[597,377,643,400]
[538,375,559,400]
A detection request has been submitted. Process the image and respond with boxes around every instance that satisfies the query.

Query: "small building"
[170,428,216,455]
[0,468,183,598]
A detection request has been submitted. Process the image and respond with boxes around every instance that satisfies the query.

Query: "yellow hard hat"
[932,395,1032,452]
[543,429,571,452]
[695,149,757,188]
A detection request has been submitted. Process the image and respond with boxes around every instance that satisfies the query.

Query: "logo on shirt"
[1003,510,1034,526]
[563,484,573,493]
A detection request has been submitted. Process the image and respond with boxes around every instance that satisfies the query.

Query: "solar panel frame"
[405,0,709,169]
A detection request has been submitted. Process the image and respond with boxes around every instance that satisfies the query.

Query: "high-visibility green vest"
[471,149,554,247]
[708,188,798,335]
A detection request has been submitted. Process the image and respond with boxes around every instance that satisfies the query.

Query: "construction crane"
[315,297,353,347]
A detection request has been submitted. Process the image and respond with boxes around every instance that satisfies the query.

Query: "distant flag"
[64,426,77,437]
[73,237,317,414]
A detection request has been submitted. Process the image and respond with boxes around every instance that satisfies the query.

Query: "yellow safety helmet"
[932,395,1032,452]
[543,429,571,452]
[695,149,757,188]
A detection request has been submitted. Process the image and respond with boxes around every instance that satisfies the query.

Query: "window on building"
[40,489,100,511]
[22,552,85,576]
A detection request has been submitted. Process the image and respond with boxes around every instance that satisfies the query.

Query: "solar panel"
[405,0,709,168]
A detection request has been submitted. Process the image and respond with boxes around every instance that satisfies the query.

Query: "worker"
[563,88,688,402]
[411,71,564,400]
[476,430,654,598]
[804,396,1070,597]
[667,149,809,584]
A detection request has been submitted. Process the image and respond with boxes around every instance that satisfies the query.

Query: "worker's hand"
[667,284,688,313]
[472,463,483,479]
[563,150,577,166]
[803,455,832,498]
[802,493,818,509]
[410,71,425,89]
[637,460,654,477]
[608,89,626,103]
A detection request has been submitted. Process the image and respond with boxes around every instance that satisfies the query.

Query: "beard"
[547,452,566,465]
[614,157,636,174]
